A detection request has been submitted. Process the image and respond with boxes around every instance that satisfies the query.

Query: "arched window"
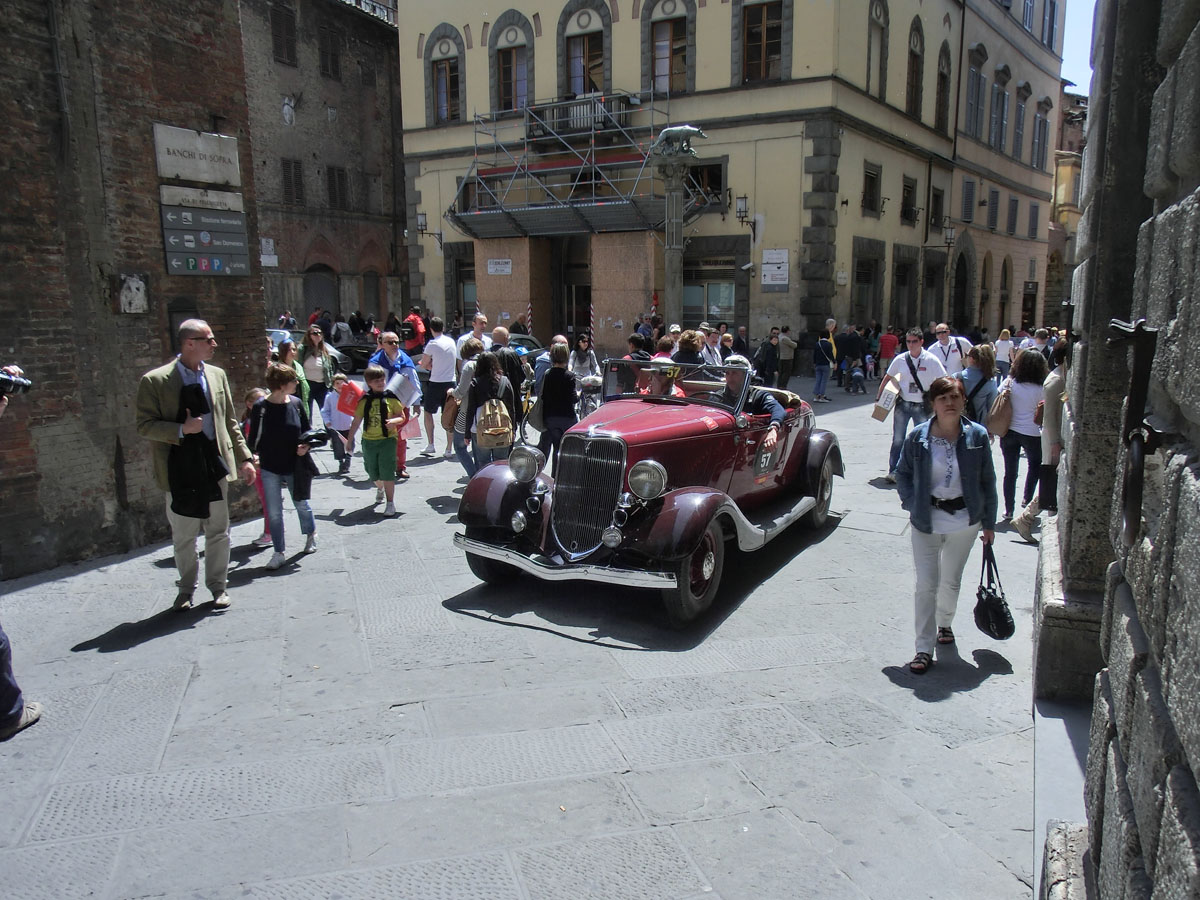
[424,25,466,127]
[557,0,611,97]
[934,42,952,134]
[867,0,889,101]
[731,1,793,86]
[489,11,535,113]
[641,0,697,95]
[905,17,924,118]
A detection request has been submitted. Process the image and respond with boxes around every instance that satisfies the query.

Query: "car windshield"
[600,358,750,412]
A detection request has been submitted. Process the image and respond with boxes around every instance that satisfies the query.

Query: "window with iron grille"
[281,158,304,205]
[987,188,1000,229]
[327,165,350,211]
[271,5,297,67]
[319,25,341,81]
[862,164,881,215]
[900,177,918,225]
[1028,201,1040,239]
[498,46,528,111]
[1007,196,1018,234]
[743,2,782,83]
[961,178,975,223]
[653,18,687,94]
[434,57,460,123]
[567,31,604,94]
[930,188,944,231]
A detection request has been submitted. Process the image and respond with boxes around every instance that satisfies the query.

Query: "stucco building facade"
[399,0,1063,357]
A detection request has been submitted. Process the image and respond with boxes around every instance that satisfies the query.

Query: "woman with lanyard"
[895,375,997,673]
[298,326,335,414]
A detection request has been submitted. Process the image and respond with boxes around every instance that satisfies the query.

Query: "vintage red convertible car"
[453,358,844,626]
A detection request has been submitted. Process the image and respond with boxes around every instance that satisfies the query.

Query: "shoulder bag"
[988,380,1013,437]
[974,543,1015,640]
[904,355,933,416]
[441,394,460,432]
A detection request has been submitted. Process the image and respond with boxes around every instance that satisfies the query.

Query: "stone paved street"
[1,392,1042,899]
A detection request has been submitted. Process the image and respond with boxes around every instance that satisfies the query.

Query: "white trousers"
[165,479,230,597]
[911,523,981,654]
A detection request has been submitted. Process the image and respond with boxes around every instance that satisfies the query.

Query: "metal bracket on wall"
[1108,318,1165,547]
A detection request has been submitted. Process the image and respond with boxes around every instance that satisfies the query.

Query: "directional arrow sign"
[171,258,181,269]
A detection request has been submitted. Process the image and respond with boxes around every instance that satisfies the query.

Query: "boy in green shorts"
[347,364,408,517]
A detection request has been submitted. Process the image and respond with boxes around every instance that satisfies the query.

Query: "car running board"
[721,495,818,552]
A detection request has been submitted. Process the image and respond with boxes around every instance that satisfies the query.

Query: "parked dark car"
[454,358,844,626]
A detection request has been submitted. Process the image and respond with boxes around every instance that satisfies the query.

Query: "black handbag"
[974,543,1015,640]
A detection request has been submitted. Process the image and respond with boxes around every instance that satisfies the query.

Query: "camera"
[0,370,32,396]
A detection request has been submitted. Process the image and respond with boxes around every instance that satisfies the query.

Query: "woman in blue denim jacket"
[896,376,998,673]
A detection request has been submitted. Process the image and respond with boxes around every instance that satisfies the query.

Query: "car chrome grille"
[551,434,626,558]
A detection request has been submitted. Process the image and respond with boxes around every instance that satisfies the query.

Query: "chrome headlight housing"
[628,460,668,501]
[508,446,545,483]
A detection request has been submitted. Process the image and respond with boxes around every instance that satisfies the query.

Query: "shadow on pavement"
[443,515,844,651]
[70,606,216,653]
[881,646,1014,701]
[315,505,401,527]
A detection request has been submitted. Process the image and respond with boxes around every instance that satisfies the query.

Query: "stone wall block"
[1132,217,1156,322]
[1076,201,1096,260]
[1145,448,1194,658]
[1109,579,1152,739]
[1125,862,1153,899]
[1088,670,1118,864]
[803,156,835,174]
[1158,0,1200,66]
[1146,67,1179,201]
[1169,22,1200,181]
[1158,193,1200,401]
[809,208,838,228]
[1155,765,1200,898]
[1172,194,1200,425]
[810,173,840,194]
[802,192,836,210]
[1163,460,1200,770]
[1146,202,1184,333]
[1127,667,1185,878]
[810,137,842,158]
[1100,741,1145,900]
[1102,561,1125,661]
[800,261,832,281]
[802,226,832,245]
[804,118,836,139]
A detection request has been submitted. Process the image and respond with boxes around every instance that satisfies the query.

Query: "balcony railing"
[525,94,634,143]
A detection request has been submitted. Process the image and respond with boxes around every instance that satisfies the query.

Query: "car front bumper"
[453,534,676,589]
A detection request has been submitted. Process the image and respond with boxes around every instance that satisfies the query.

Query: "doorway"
[303,265,338,320]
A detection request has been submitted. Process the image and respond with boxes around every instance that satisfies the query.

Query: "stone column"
[655,157,690,328]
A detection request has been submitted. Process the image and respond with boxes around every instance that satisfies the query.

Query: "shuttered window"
[1028,202,1040,239]
[327,166,350,211]
[281,158,304,205]
[1007,196,1019,235]
[961,178,975,223]
[319,26,341,81]
[271,5,297,67]
[987,189,1000,230]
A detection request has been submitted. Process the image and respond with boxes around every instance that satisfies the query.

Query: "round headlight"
[601,526,623,548]
[628,460,668,500]
[508,446,545,483]
[510,510,527,533]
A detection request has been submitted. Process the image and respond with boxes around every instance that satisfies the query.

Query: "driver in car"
[722,355,785,451]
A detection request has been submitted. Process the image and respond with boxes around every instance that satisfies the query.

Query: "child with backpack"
[321,373,357,476]
[463,351,516,471]
[346,364,408,517]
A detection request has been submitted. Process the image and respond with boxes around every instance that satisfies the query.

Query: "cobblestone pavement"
[1,389,1039,899]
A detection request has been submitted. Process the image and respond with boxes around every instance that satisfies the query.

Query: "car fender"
[805,430,845,493]
[623,488,731,561]
[458,465,554,531]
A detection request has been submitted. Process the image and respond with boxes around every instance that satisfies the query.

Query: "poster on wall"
[487,259,512,275]
[761,248,789,288]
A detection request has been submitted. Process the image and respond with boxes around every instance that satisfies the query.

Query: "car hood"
[570,398,731,445]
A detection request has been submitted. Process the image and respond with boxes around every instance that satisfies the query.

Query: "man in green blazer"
[136,319,256,611]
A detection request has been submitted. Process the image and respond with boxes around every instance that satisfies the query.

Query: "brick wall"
[0,0,264,578]
[241,0,405,325]
[1070,0,1200,896]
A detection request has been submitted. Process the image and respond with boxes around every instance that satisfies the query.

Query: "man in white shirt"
[927,322,971,376]
[419,317,459,458]
[698,322,723,367]
[878,328,947,481]
[455,312,493,361]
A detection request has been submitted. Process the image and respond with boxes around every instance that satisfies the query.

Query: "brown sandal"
[937,627,955,645]
[909,652,933,674]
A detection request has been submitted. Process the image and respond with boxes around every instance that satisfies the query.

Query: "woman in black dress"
[537,342,578,475]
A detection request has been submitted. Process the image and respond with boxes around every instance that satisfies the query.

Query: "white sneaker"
[375,487,385,503]
[383,502,396,517]
[266,551,286,570]
[885,471,897,483]
[303,533,318,554]
[420,444,436,457]
[252,533,273,548]
[443,447,455,459]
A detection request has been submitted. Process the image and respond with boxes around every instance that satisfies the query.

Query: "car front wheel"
[464,528,521,584]
[661,519,725,628]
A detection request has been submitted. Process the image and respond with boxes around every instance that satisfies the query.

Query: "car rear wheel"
[803,455,834,528]
[661,519,725,628]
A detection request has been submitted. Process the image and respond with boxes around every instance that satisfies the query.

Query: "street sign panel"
[166,253,251,276]
[159,185,245,212]
[164,229,248,253]
[161,206,246,233]
[153,123,241,186]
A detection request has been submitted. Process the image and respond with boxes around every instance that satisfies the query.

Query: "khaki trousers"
[165,480,230,597]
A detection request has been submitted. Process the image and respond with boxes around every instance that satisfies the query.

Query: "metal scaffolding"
[444,92,717,241]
